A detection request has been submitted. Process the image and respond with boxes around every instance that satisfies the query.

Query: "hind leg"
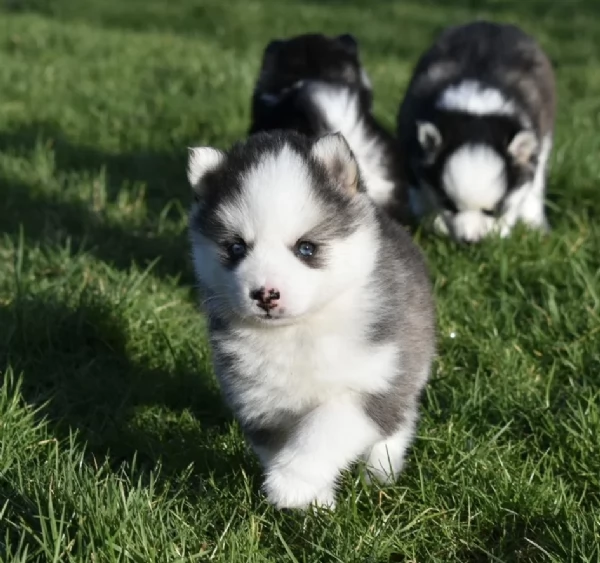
[364,419,416,485]
[519,134,552,231]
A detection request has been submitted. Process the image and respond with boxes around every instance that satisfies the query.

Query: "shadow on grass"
[445,512,567,563]
[0,124,195,284]
[0,293,252,486]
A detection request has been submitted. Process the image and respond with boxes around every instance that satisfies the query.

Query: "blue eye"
[296,241,316,258]
[228,241,247,259]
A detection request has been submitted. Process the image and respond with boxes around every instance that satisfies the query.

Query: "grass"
[0,0,599,560]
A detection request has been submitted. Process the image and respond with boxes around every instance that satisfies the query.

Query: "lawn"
[0,0,599,561]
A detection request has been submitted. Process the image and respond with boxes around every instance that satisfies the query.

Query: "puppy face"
[188,132,376,325]
[254,33,373,108]
[410,115,539,241]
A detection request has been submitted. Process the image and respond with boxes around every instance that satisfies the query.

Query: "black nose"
[250,287,280,311]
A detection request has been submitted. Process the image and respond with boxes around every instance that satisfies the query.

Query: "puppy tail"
[298,82,363,140]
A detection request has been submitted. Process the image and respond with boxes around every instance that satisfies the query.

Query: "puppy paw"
[263,466,336,510]
[451,211,497,243]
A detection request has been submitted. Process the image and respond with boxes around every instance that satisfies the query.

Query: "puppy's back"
[398,21,556,142]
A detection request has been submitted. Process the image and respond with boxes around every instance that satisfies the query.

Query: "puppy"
[187,130,435,510]
[397,21,556,242]
[249,33,409,224]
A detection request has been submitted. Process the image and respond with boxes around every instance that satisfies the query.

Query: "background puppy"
[397,20,556,242]
[249,33,410,224]
[187,130,435,510]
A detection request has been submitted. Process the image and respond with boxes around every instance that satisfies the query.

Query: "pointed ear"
[336,33,358,54]
[187,147,225,196]
[508,130,538,166]
[416,121,442,157]
[311,133,359,195]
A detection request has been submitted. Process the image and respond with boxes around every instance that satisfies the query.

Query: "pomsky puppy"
[187,130,435,510]
[397,20,556,242]
[249,33,409,224]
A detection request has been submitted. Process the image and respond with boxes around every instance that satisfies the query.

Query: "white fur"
[408,182,500,243]
[442,144,506,212]
[508,130,539,164]
[187,147,224,189]
[449,210,499,242]
[437,79,516,117]
[420,135,553,242]
[217,303,400,508]
[499,133,552,233]
[410,79,551,243]
[190,143,410,509]
[310,132,358,191]
[192,145,376,321]
[304,82,396,207]
[364,418,416,485]
[263,397,381,508]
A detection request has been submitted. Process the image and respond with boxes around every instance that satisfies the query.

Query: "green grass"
[0,0,599,560]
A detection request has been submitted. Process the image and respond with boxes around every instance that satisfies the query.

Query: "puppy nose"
[250,287,280,311]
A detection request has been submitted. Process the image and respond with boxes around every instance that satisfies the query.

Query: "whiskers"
[199,291,245,323]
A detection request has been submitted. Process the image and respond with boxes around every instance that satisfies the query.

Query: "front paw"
[263,466,336,510]
[451,211,497,243]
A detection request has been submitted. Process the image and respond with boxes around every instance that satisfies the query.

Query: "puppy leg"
[263,398,381,510]
[364,414,417,485]
[519,134,553,231]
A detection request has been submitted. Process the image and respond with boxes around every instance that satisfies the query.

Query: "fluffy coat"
[187,130,435,509]
[397,20,556,242]
[249,33,410,224]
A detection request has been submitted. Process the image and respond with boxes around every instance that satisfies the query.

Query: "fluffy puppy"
[397,20,556,242]
[187,130,435,510]
[249,33,409,224]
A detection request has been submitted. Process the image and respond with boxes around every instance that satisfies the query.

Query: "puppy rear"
[249,33,373,136]
[249,33,411,224]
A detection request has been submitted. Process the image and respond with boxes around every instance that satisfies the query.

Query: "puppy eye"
[227,240,247,259]
[295,241,317,258]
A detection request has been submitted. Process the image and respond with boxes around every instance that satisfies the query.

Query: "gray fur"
[397,20,556,145]
[188,130,436,507]
[396,20,557,236]
[363,213,435,433]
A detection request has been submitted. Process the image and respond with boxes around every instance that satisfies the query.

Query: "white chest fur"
[213,307,399,426]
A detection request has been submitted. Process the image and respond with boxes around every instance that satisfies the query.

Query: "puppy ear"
[416,121,443,157]
[508,130,538,166]
[187,147,225,197]
[311,133,359,196]
[264,39,283,55]
[336,33,358,54]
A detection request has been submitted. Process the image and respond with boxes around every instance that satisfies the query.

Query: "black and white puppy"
[187,130,435,510]
[249,33,409,224]
[397,21,556,242]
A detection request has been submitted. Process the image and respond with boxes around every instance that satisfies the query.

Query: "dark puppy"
[397,21,556,242]
[250,33,410,224]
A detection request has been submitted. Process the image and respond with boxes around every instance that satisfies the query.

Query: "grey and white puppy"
[397,20,556,242]
[187,130,435,509]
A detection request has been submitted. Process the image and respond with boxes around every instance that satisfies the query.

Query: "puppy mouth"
[250,309,295,325]
[260,309,286,320]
